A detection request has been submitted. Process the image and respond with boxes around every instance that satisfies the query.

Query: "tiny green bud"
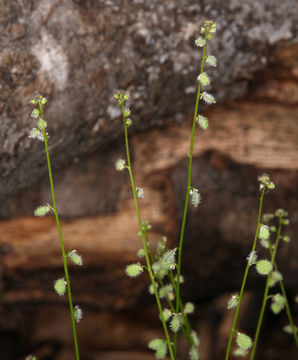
[54,278,66,296]
[190,188,201,207]
[159,284,173,299]
[34,204,51,217]
[125,118,132,127]
[200,91,216,104]
[227,293,239,310]
[271,302,283,314]
[184,302,195,314]
[247,250,258,266]
[283,235,290,243]
[68,250,83,266]
[115,159,126,171]
[198,72,210,86]
[256,259,273,276]
[136,187,144,198]
[189,346,199,360]
[155,343,167,359]
[170,314,182,333]
[236,332,253,350]
[74,305,83,323]
[195,36,206,47]
[190,331,200,347]
[282,219,290,225]
[196,114,208,130]
[268,271,283,287]
[233,348,248,357]
[137,248,146,258]
[125,263,143,277]
[258,224,270,240]
[37,118,47,130]
[124,108,131,117]
[41,97,47,104]
[206,55,217,67]
[161,308,172,322]
[28,128,44,141]
[148,282,158,295]
[31,108,40,118]
[148,338,165,350]
[283,324,298,334]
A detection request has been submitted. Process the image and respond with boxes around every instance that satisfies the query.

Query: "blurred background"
[0,1,298,359]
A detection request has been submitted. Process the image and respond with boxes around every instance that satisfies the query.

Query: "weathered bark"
[1,0,298,199]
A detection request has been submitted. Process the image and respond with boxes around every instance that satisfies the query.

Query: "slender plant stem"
[121,103,175,360]
[174,34,207,354]
[225,189,265,360]
[39,103,80,360]
[250,220,282,359]
[268,252,298,346]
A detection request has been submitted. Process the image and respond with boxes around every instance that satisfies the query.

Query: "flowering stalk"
[249,218,282,359]
[30,96,80,360]
[174,20,216,354]
[116,92,175,360]
[225,188,265,360]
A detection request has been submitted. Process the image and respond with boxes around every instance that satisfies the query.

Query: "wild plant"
[114,20,216,360]
[28,95,82,360]
[225,175,298,358]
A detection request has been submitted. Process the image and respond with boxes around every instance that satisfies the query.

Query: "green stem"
[39,103,80,360]
[121,103,175,360]
[225,189,265,360]
[174,35,207,354]
[250,220,282,359]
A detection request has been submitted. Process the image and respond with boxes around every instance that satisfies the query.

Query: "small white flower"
[200,92,216,104]
[31,108,40,118]
[115,158,126,171]
[136,187,144,198]
[74,305,83,323]
[196,115,208,130]
[190,188,201,207]
[28,128,44,141]
[227,293,239,309]
[247,250,258,266]
[198,72,210,86]
[206,55,217,67]
[195,36,206,47]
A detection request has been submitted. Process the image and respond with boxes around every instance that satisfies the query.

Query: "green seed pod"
[271,302,283,314]
[198,72,210,86]
[125,263,143,277]
[196,115,209,130]
[68,250,83,266]
[236,332,253,350]
[37,118,47,130]
[34,204,51,217]
[155,343,167,359]
[148,339,165,350]
[74,305,83,323]
[233,348,248,357]
[258,224,270,240]
[170,314,181,333]
[227,294,239,310]
[184,302,195,314]
[189,346,199,360]
[256,259,273,276]
[160,308,171,322]
[190,331,200,347]
[54,278,66,296]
